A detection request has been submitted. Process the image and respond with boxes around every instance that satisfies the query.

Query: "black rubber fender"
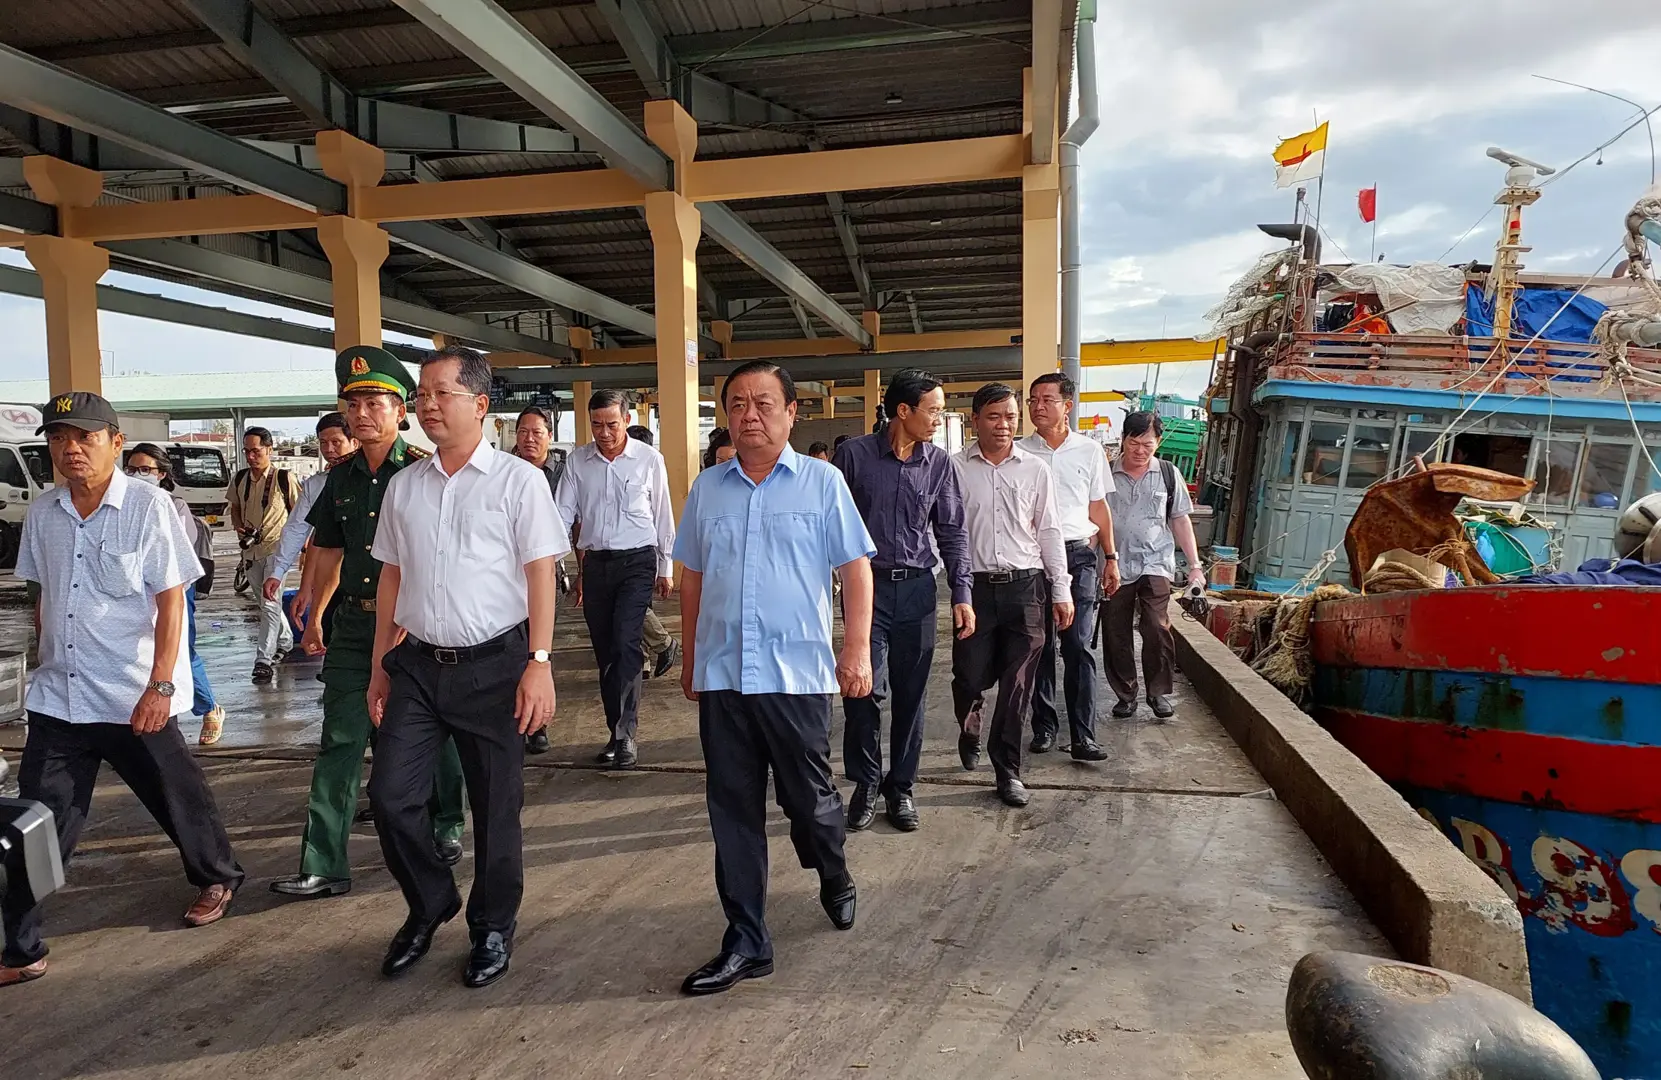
[1286,951,1600,1079]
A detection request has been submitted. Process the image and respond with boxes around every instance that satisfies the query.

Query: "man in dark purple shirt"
[831,369,974,833]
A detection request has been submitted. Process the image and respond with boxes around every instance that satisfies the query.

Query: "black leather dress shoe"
[1029,730,1057,754]
[681,951,774,995]
[653,638,682,679]
[594,740,617,765]
[885,793,919,832]
[526,729,551,755]
[435,838,464,866]
[463,931,511,989]
[820,873,857,930]
[612,737,638,769]
[353,805,375,825]
[958,733,981,771]
[1070,739,1110,762]
[269,874,351,899]
[997,777,1031,808]
[381,895,462,978]
[1148,695,1175,719]
[1112,698,1138,719]
[846,783,878,831]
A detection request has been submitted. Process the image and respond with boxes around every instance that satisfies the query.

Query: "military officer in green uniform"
[270,346,467,898]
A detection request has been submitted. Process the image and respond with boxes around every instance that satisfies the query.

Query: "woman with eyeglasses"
[126,443,227,745]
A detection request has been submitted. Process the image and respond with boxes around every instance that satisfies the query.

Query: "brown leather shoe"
[0,959,47,987]
[184,884,235,927]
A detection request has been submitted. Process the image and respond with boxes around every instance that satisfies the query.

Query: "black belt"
[874,566,932,581]
[342,597,376,612]
[973,568,1042,584]
[407,624,524,665]
[1065,538,1093,550]
[583,545,654,560]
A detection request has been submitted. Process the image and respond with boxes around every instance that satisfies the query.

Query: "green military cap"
[336,345,414,397]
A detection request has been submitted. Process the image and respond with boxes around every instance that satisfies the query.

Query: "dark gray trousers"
[369,625,527,940]
[1032,541,1101,746]
[699,690,847,960]
[951,573,1047,783]
[3,712,244,967]
[841,571,936,797]
[581,546,656,743]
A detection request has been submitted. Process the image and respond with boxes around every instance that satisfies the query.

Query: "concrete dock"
[0,575,1387,1079]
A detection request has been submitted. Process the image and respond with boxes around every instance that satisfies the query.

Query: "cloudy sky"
[3,0,1661,432]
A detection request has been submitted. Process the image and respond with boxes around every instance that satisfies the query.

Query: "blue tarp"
[1464,286,1607,344]
[1517,559,1661,586]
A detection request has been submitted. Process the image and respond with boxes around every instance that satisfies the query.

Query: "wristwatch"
[529,649,551,664]
[147,679,176,697]
[1102,551,1118,562]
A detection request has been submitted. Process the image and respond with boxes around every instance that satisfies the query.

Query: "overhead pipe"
[1059,0,1098,429]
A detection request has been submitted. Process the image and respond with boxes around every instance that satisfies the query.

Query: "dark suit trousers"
[1104,575,1176,703]
[369,625,527,939]
[842,572,936,797]
[699,690,847,961]
[581,547,656,742]
[950,574,1047,783]
[3,712,245,967]
[1032,541,1101,745]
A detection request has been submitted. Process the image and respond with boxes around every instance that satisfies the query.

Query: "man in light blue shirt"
[673,360,876,997]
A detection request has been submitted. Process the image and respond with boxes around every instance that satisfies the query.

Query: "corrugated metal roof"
[1,0,1042,345]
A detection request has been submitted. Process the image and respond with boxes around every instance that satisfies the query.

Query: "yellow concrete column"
[23,157,108,396]
[712,375,728,426]
[862,309,881,346]
[315,131,390,351]
[25,236,109,396]
[822,383,836,419]
[645,98,702,505]
[1022,162,1060,432]
[574,381,593,444]
[568,326,594,353]
[316,215,390,351]
[711,320,733,357]
[863,368,880,432]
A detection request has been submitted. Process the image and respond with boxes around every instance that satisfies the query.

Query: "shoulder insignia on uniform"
[406,445,431,459]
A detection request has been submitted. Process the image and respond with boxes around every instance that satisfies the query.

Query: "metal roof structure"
[0,0,1066,356]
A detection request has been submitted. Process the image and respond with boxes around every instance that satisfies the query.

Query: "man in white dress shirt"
[365,346,565,990]
[3,392,243,988]
[949,383,1073,808]
[1019,373,1118,761]
[555,389,675,768]
[261,412,358,645]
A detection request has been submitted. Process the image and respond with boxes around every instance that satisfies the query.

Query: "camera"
[0,797,65,907]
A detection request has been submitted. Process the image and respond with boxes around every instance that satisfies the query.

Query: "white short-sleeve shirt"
[1018,431,1113,543]
[372,437,568,647]
[17,470,202,724]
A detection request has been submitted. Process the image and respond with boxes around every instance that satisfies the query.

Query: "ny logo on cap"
[54,396,73,412]
[350,356,370,376]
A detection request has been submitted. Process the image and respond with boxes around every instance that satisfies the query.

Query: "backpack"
[235,467,299,514]
[1160,459,1179,521]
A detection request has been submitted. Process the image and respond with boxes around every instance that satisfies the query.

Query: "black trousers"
[699,690,847,961]
[3,712,245,967]
[581,546,656,743]
[369,624,527,939]
[1104,575,1176,703]
[842,572,936,798]
[1032,541,1101,746]
[951,573,1047,783]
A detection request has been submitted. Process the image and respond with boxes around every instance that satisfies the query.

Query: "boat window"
[1528,436,1582,506]
[1272,422,1300,481]
[1450,433,1532,477]
[1402,428,1447,467]
[1578,442,1633,510]
[1345,425,1394,488]
[1301,422,1346,486]
[0,447,25,489]
[1630,446,1661,502]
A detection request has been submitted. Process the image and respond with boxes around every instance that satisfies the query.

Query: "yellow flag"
[1272,122,1328,188]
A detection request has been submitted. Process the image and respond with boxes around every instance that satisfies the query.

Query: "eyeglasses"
[410,388,482,405]
[124,466,161,476]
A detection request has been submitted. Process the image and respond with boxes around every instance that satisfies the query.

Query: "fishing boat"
[1200,154,1661,1072]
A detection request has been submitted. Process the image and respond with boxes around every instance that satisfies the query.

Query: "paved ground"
[0,564,1387,1079]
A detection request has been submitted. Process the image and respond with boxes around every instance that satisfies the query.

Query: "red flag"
[1358,186,1377,223]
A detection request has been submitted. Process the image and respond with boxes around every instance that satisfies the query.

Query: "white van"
[151,442,233,525]
[0,439,50,568]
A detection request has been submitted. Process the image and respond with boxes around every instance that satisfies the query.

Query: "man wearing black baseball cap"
[3,391,244,987]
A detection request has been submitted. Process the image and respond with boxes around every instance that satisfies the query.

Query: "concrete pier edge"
[1170,606,1533,1002]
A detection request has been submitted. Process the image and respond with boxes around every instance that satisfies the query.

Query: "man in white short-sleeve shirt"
[364,347,565,991]
[3,392,244,988]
